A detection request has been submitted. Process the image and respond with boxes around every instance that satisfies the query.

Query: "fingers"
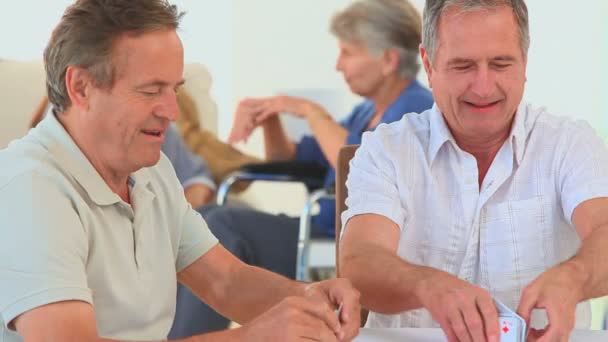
[517,286,538,326]
[310,279,361,341]
[254,109,278,124]
[533,303,573,342]
[304,280,363,341]
[437,319,459,342]
[461,301,486,342]
[526,327,545,341]
[447,305,472,342]
[227,124,253,144]
[289,308,338,342]
[229,99,265,143]
[296,298,343,340]
[433,287,498,342]
[476,295,500,341]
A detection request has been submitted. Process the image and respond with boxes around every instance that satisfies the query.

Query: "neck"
[57,111,131,202]
[369,77,411,115]
[454,129,511,187]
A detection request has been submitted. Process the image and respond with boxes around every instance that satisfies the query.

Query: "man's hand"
[417,272,500,342]
[304,278,361,341]
[516,261,587,342]
[238,296,343,342]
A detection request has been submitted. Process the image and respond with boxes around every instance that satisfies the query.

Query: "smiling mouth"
[464,100,501,108]
[141,129,163,137]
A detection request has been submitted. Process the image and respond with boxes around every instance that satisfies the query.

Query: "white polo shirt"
[0,113,218,341]
[342,102,608,329]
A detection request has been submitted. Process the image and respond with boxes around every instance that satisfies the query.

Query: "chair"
[333,144,369,326]
[216,160,336,281]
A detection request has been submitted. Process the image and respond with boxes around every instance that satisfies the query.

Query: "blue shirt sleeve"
[161,126,216,190]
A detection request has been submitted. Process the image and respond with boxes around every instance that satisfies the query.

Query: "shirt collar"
[427,101,529,166]
[34,112,152,206]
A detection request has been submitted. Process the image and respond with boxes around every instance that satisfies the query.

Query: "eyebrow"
[447,55,518,66]
[136,79,186,89]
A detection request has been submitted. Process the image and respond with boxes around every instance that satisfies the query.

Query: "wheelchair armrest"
[216,161,328,205]
[239,161,327,179]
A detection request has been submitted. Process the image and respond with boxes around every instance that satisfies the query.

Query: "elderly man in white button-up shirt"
[340,1,608,341]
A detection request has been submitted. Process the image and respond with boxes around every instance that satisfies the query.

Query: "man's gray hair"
[330,0,423,80]
[44,0,184,114]
[422,0,529,64]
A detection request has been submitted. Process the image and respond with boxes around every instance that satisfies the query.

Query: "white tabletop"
[354,328,608,341]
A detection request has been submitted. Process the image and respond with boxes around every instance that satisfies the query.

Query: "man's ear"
[381,48,400,76]
[420,44,433,88]
[65,66,93,110]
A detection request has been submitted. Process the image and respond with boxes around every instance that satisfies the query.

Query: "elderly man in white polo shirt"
[0,1,361,341]
[339,0,608,341]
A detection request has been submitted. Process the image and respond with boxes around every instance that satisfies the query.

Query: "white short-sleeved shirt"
[0,113,218,341]
[342,102,608,329]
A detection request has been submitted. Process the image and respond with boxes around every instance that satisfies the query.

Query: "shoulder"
[401,80,434,112]
[345,100,374,120]
[524,104,601,144]
[0,133,68,193]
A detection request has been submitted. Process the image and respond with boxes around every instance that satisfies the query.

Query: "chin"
[139,152,162,169]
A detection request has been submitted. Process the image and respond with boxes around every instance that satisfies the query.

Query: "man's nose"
[470,66,496,99]
[156,91,180,121]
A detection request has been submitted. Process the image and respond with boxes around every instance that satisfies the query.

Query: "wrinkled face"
[84,29,184,173]
[335,40,388,97]
[421,6,527,145]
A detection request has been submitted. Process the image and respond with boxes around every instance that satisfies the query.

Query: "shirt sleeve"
[162,126,216,191]
[558,121,608,223]
[340,128,407,237]
[0,172,92,329]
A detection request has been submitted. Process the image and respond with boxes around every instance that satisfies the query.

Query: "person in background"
[0,1,361,341]
[162,124,216,208]
[168,0,434,337]
[339,0,608,341]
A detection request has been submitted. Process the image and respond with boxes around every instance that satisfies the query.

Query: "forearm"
[341,245,442,314]
[306,110,348,170]
[565,224,608,300]
[261,116,296,161]
[218,264,305,323]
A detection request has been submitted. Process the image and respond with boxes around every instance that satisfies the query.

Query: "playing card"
[499,316,520,342]
[494,298,527,342]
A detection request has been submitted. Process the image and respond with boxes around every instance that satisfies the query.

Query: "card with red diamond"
[494,298,526,342]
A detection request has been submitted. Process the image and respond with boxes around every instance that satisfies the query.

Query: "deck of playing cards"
[494,298,527,342]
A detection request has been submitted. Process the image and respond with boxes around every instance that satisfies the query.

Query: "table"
[354,328,608,341]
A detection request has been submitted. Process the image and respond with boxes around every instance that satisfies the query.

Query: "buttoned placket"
[129,179,156,275]
[457,140,515,283]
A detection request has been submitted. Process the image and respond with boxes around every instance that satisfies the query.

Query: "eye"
[453,64,472,71]
[138,87,162,96]
[492,63,512,70]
